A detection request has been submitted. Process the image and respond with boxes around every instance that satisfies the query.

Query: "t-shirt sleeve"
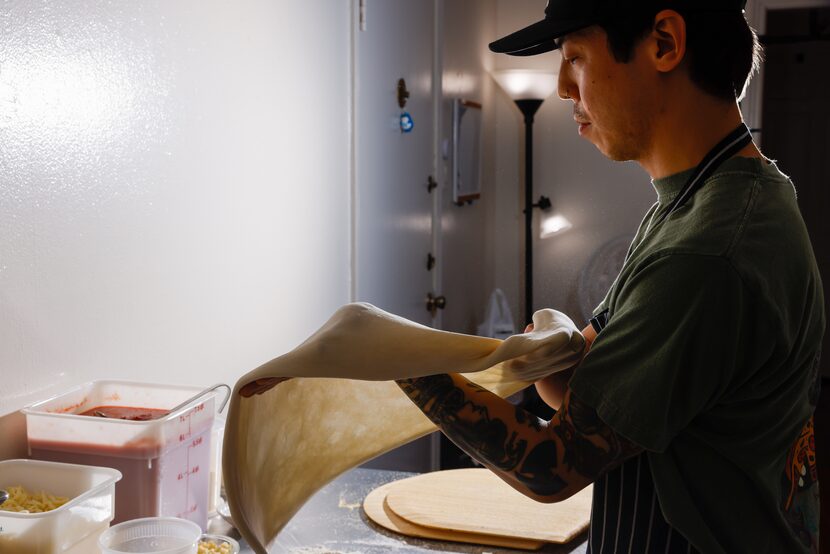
[569,253,751,452]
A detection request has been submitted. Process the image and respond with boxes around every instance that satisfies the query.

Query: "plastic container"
[23,380,216,529]
[99,517,201,554]
[207,415,226,517]
[0,459,121,554]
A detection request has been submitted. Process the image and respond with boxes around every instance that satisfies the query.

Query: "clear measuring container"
[23,380,218,530]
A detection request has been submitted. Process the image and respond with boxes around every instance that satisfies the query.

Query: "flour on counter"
[291,546,361,554]
[337,492,361,511]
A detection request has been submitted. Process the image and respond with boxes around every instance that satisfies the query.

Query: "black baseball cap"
[489,0,748,57]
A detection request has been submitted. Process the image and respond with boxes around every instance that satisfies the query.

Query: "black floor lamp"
[492,69,558,326]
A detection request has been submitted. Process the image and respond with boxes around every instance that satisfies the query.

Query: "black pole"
[515,99,544,327]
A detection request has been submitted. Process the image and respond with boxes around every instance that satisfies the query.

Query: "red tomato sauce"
[79,405,170,421]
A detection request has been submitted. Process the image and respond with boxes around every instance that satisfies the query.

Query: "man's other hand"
[238,377,292,397]
[534,323,597,410]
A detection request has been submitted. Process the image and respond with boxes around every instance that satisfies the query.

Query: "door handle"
[426,293,446,317]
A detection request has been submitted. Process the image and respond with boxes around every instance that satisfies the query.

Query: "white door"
[353,0,439,472]
[353,0,437,327]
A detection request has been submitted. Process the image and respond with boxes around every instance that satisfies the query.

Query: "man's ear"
[650,9,687,73]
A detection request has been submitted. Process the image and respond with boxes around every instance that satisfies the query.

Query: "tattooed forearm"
[397,375,570,497]
[397,375,528,472]
[396,374,642,502]
[397,375,470,423]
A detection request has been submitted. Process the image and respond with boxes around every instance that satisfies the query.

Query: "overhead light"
[540,214,573,239]
[490,69,557,101]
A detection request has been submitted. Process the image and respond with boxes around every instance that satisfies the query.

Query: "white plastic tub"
[22,380,216,528]
[99,517,201,554]
[0,459,121,554]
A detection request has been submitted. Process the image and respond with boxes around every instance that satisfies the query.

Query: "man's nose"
[557,62,576,101]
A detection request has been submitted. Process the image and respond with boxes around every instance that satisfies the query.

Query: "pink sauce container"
[22,380,217,530]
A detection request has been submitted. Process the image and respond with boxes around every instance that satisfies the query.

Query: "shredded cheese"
[0,485,69,513]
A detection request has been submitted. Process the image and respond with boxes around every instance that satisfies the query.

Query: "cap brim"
[506,41,560,57]
[489,17,591,56]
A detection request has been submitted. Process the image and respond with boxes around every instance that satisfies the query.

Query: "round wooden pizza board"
[363,479,545,550]
[383,468,592,544]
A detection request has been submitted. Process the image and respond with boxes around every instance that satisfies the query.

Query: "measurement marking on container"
[185,434,190,512]
[175,402,207,519]
[177,403,201,443]
[177,465,200,480]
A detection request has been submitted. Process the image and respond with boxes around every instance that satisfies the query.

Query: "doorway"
[758,6,830,550]
[761,7,829,376]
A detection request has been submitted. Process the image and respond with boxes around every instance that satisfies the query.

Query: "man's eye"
[567,56,579,65]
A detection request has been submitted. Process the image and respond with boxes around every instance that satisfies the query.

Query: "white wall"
[491,0,654,327]
[439,0,496,334]
[0,0,664,462]
[0,1,352,457]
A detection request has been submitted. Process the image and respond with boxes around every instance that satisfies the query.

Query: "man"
[396,1,824,552]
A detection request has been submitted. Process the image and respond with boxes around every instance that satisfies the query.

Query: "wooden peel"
[363,480,545,550]
[384,468,592,544]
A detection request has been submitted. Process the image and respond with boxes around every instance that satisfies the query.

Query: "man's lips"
[573,107,591,135]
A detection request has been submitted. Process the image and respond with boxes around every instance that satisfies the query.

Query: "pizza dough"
[223,303,583,553]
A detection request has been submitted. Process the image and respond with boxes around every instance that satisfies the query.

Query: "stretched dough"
[223,303,583,553]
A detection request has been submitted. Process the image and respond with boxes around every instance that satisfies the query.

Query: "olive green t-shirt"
[569,157,825,553]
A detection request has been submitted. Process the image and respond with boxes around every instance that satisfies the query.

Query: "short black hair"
[597,8,763,101]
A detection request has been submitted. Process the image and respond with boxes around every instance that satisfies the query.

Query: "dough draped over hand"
[223,303,583,553]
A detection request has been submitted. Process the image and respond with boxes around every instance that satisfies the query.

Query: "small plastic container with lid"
[99,516,201,554]
[23,380,217,529]
[0,459,122,554]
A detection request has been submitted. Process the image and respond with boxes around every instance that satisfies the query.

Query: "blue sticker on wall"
[400,112,414,133]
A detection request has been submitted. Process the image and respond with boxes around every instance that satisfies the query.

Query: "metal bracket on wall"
[426,253,436,271]
[397,78,410,109]
[523,195,551,214]
[427,176,437,193]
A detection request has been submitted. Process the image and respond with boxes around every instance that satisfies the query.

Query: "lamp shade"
[540,214,573,238]
[491,69,558,101]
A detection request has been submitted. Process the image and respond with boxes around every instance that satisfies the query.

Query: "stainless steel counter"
[209,468,588,554]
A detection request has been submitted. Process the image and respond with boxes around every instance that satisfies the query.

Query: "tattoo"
[397,375,527,471]
[515,405,543,432]
[516,441,568,496]
[397,376,641,500]
[555,393,640,477]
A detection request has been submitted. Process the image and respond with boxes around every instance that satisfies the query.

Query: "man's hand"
[238,377,292,397]
[503,310,585,382]
[535,323,597,410]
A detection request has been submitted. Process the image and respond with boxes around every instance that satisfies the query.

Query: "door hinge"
[426,293,446,317]
[427,176,438,193]
[426,253,436,271]
[359,0,367,31]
